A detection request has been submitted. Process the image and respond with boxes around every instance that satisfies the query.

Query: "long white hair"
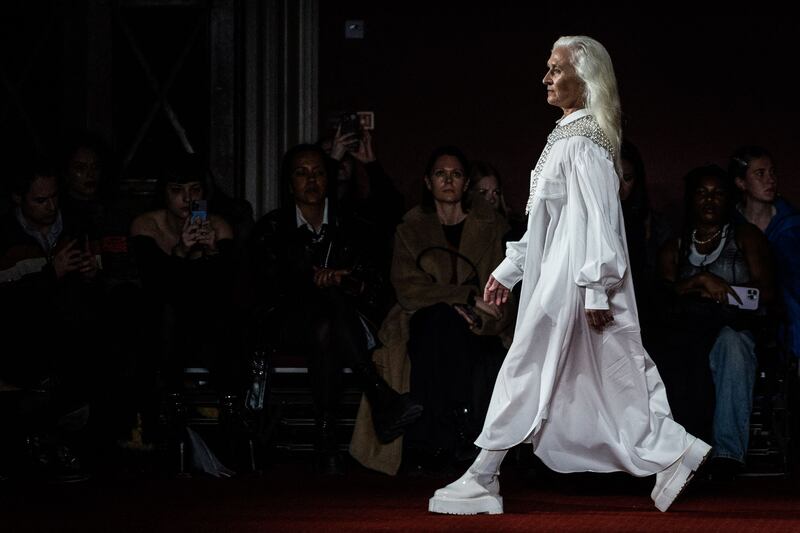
[553,35,622,174]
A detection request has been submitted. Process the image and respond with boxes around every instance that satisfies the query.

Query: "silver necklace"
[692,227,722,246]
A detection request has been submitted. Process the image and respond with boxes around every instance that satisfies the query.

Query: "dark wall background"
[319,3,800,228]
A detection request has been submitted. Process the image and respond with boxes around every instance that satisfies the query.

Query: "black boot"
[354,363,424,444]
[452,404,479,463]
[314,416,344,476]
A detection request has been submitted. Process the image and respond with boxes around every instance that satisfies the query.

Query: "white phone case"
[728,286,759,310]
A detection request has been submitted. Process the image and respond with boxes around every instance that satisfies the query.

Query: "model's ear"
[424,177,432,191]
[11,193,21,206]
[734,176,746,192]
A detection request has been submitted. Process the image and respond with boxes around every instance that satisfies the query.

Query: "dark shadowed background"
[1,1,796,226]
[319,2,799,227]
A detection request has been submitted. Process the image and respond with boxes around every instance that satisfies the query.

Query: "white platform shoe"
[428,449,507,515]
[651,436,711,512]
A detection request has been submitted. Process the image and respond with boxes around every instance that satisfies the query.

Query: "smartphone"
[338,112,361,150]
[190,200,207,224]
[453,303,484,329]
[727,286,759,310]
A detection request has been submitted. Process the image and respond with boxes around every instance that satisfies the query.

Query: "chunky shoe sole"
[429,494,503,515]
[653,438,711,512]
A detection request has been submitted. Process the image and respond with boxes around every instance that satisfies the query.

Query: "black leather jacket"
[245,204,391,324]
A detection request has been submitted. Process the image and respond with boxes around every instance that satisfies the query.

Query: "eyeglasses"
[431,169,466,182]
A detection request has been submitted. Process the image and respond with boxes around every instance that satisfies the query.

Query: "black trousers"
[271,287,371,420]
[404,303,506,455]
[646,311,719,444]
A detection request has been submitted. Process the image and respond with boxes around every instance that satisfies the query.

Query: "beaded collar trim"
[525,114,614,214]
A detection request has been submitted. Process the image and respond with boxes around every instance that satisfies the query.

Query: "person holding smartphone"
[130,153,236,395]
[321,116,406,275]
[0,162,101,482]
[655,164,775,480]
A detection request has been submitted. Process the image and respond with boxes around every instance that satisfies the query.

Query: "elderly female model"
[429,35,710,515]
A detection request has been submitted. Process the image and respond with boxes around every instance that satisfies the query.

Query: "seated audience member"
[244,144,421,475]
[59,133,155,449]
[654,164,775,478]
[350,146,516,476]
[0,162,100,481]
[468,161,524,241]
[730,146,800,362]
[130,153,239,395]
[619,141,672,325]
[58,132,138,284]
[59,131,112,236]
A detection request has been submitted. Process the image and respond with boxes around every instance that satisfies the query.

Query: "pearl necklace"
[692,227,722,246]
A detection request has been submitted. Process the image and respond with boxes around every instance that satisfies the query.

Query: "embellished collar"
[525,110,612,215]
[556,108,590,127]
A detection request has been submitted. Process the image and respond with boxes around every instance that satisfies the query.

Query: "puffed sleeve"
[491,228,529,290]
[566,142,627,310]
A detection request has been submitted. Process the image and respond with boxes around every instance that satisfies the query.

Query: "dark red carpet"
[2,463,799,532]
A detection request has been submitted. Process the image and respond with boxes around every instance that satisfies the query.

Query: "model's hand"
[586,309,614,332]
[484,275,510,307]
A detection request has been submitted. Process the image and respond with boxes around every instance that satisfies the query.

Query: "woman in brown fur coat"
[350,146,516,475]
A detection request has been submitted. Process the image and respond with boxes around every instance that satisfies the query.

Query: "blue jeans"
[708,326,757,463]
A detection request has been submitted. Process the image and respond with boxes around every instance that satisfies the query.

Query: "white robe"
[476,110,691,476]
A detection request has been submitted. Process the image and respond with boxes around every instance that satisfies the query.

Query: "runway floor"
[2,457,799,533]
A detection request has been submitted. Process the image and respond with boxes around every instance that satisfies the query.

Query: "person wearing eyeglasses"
[350,146,516,476]
[429,35,711,515]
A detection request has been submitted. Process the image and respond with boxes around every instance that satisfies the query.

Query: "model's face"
[290,151,328,207]
[18,175,59,229]
[620,159,636,201]
[692,175,729,226]
[543,47,585,115]
[166,181,203,219]
[66,147,101,200]
[736,156,777,204]
[426,155,468,205]
[475,175,501,207]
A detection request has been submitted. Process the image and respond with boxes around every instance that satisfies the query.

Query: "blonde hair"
[553,35,622,174]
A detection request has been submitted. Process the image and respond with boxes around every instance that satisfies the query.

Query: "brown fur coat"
[349,199,516,474]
